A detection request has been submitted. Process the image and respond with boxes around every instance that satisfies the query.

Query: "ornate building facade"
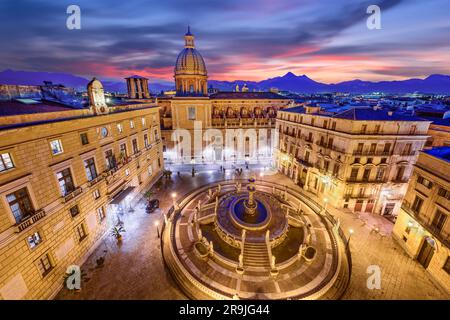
[0,79,163,299]
[393,147,450,294]
[159,29,293,165]
[275,106,431,217]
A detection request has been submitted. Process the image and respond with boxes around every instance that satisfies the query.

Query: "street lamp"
[171,192,177,206]
[347,228,354,248]
[154,220,160,238]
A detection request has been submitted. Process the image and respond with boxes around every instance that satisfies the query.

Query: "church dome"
[174,27,207,76]
[175,48,207,76]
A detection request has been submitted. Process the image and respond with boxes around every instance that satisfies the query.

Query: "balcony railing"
[117,156,133,168]
[63,187,83,203]
[88,174,104,187]
[295,157,312,167]
[15,209,46,233]
[344,194,374,200]
[352,150,391,156]
[133,150,142,158]
[346,177,386,183]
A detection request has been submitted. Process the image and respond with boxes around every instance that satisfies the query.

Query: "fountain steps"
[243,243,270,268]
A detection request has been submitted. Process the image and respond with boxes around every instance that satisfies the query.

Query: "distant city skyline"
[0,0,449,83]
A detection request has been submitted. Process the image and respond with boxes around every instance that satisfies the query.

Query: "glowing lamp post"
[171,192,178,209]
[347,228,354,248]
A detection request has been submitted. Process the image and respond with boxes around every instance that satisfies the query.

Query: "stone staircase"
[243,242,270,268]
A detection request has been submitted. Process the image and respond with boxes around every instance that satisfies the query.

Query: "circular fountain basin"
[229,194,271,230]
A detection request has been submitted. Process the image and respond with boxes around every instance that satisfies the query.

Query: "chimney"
[387,111,393,116]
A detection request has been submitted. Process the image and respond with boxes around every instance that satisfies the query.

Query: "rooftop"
[281,106,430,122]
[0,99,77,116]
[423,146,450,162]
[210,91,288,100]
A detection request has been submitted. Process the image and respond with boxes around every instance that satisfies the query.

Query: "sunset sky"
[0,0,449,83]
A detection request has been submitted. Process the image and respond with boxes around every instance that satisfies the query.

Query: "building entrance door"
[365,199,375,213]
[354,200,363,212]
[417,237,435,269]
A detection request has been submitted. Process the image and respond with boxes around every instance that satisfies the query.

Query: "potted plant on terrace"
[111,226,125,243]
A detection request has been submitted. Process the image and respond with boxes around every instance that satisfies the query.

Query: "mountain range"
[1,69,449,94]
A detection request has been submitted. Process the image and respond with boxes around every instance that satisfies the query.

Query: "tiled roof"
[210,92,289,100]
[0,100,76,116]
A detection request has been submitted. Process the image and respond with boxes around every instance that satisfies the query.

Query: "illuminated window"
[57,168,75,196]
[6,187,34,224]
[50,139,63,155]
[141,117,146,127]
[130,120,135,129]
[27,232,42,249]
[84,158,98,181]
[117,123,123,134]
[0,153,15,172]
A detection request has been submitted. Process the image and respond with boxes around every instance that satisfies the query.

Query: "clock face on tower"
[101,127,108,138]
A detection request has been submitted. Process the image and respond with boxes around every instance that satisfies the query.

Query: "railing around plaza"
[161,178,352,299]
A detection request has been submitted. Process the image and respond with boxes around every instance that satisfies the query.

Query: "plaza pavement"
[56,167,449,300]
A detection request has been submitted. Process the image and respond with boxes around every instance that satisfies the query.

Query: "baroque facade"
[275,106,431,216]
[393,147,450,293]
[0,79,163,299]
[159,29,293,165]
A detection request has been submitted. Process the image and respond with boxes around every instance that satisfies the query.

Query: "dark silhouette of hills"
[1,69,449,94]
